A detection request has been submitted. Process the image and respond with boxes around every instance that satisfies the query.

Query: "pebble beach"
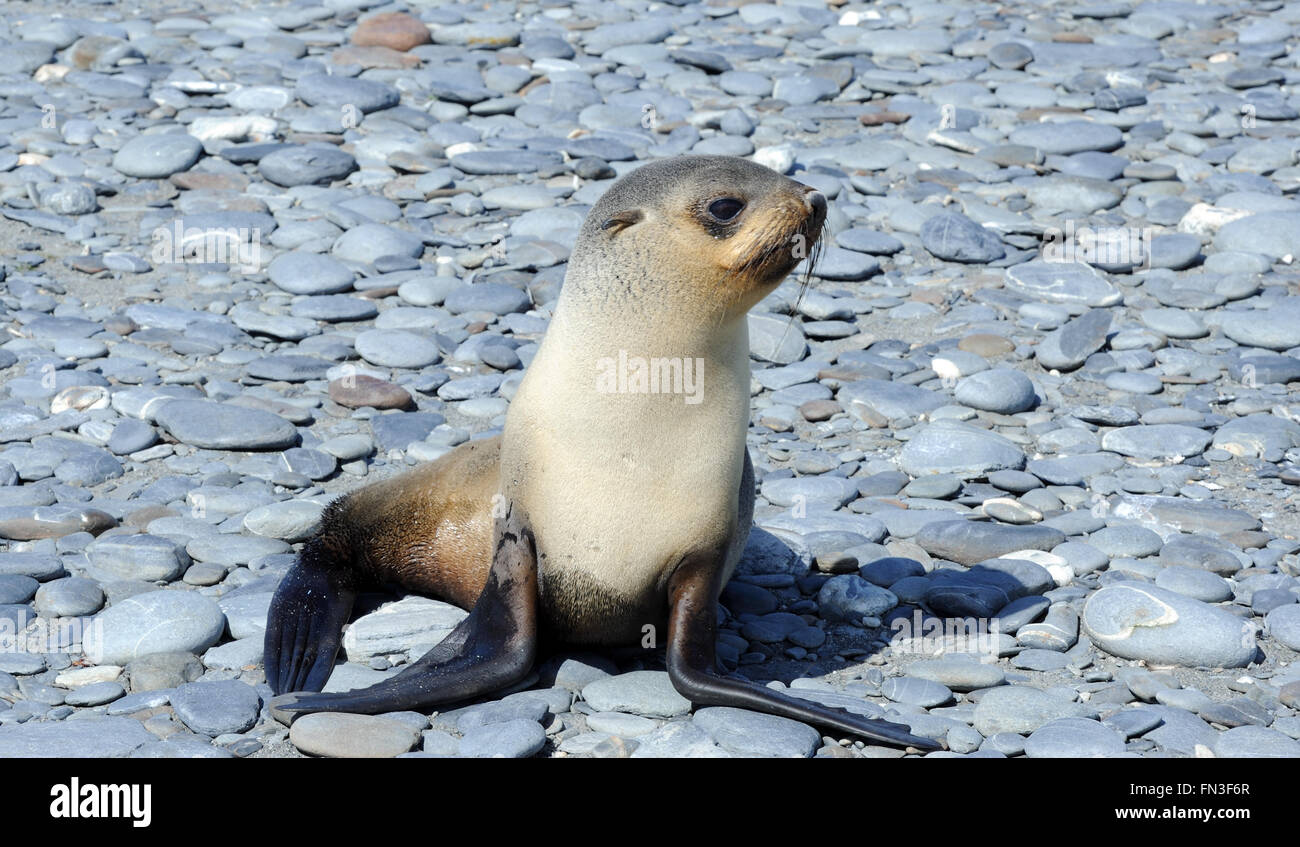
[0,0,1298,758]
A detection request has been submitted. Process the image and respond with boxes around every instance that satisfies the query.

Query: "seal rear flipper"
[270,505,539,725]
[666,552,944,752]
[264,541,358,696]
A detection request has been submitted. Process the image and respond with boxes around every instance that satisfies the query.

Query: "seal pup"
[265,155,938,750]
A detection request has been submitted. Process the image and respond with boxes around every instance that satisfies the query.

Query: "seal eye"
[707,198,745,223]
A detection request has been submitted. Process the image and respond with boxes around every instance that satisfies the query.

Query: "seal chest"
[502,310,752,642]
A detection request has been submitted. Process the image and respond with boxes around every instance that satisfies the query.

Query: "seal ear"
[600,209,643,235]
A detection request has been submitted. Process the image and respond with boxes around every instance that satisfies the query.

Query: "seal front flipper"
[665,552,944,752]
[270,505,539,725]
[264,536,358,696]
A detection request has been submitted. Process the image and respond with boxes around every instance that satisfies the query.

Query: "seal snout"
[803,188,827,219]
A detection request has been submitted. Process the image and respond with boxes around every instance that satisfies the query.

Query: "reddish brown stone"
[799,399,842,422]
[329,375,414,410]
[958,333,1015,357]
[352,12,432,52]
[0,508,117,541]
[859,110,910,126]
[125,505,177,529]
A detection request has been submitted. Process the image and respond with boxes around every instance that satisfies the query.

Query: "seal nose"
[804,189,827,219]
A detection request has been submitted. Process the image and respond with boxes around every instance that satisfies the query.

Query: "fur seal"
[265,155,938,751]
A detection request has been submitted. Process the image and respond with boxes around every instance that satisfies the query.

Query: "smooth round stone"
[290,713,420,758]
[914,520,1065,566]
[458,718,546,758]
[267,252,355,294]
[443,283,531,315]
[450,150,563,175]
[988,470,1042,494]
[989,42,1033,69]
[397,276,460,307]
[0,575,38,605]
[185,534,290,567]
[817,575,898,621]
[170,680,260,735]
[480,345,522,371]
[259,145,357,187]
[112,133,204,178]
[332,223,425,264]
[1103,371,1163,394]
[243,500,325,543]
[1214,214,1300,263]
[0,552,65,579]
[86,591,226,665]
[130,740,233,759]
[1026,176,1122,213]
[1139,307,1207,339]
[898,421,1026,477]
[34,577,104,617]
[808,247,879,281]
[582,671,691,718]
[859,557,925,588]
[291,295,377,322]
[1008,120,1123,155]
[1159,537,1243,576]
[0,716,153,757]
[355,329,441,369]
[107,419,158,455]
[1147,234,1203,270]
[1221,298,1300,350]
[1082,582,1257,667]
[954,369,1036,414]
[693,707,820,758]
[1024,718,1125,757]
[329,375,413,410]
[903,475,962,499]
[585,711,658,738]
[881,677,952,708]
[908,659,1005,692]
[1060,151,1129,181]
[1154,567,1233,603]
[1101,425,1212,460]
[1214,726,1300,758]
[719,70,773,97]
[972,686,1088,736]
[1088,525,1164,558]
[836,228,903,255]
[1268,604,1300,651]
[154,400,298,451]
[295,73,400,113]
[760,476,857,509]
[920,212,1005,264]
[246,355,333,382]
[88,534,188,582]
[64,681,125,707]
